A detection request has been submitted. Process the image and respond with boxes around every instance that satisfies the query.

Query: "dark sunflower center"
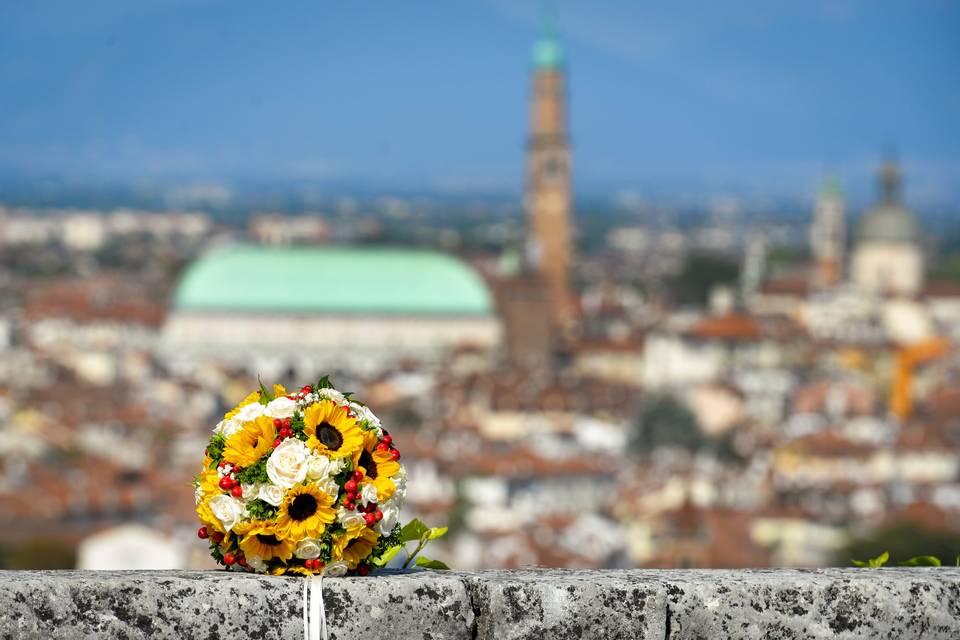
[288,493,319,521]
[358,449,378,479]
[256,534,281,546]
[316,422,344,450]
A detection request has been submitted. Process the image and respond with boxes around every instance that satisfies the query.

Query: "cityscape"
[1,2,959,573]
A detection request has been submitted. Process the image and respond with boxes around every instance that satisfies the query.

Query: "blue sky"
[1,0,958,205]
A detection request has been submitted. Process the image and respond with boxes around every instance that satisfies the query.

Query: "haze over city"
[1,0,958,206]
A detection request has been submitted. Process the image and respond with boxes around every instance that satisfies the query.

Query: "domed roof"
[173,246,494,316]
[532,20,564,70]
[856,203,920,244]
[856,161,921,245]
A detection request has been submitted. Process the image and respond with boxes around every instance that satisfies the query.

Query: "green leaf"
[258,376,274,404]
[899,556,941,567]
[415,556,450,570]
[371,544,403,567]
[316,375,333,389]
[956,554,959,567]
[852,551,889,568]
[428,526,448,540]
[400,519,430,543]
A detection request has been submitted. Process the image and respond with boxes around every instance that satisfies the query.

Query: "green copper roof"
[174,246,494,316]
[532,21,564,70]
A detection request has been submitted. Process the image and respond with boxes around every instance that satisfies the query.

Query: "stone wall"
[2,568,959,639]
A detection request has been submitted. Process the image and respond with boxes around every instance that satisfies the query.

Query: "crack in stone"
[461,577,482,640]
[664,602,672,640]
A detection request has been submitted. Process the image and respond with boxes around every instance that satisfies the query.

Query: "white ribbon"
[303,574,327,640]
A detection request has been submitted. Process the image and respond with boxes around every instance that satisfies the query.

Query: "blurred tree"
[0,540,76,569]
[629,394,704,454]
[928,254,960,282]
[671,252,739,306]
[836,521,960,566]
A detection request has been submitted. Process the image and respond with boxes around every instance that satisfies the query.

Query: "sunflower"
[235,520,296,562]
[197,468,221,496]
[276,483,336,539]
[222,415,277,468]
[303,400,364,459]
[223,390,262,421]
[270,565,313,576]
[196,495,224,533]
[353,431,401,502]
[223,384,286,421]
[331,526,379,569]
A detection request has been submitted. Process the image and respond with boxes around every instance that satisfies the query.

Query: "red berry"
[273,418,282,428]
[344,480,358,493]
[301,385,312,393]
[364,513,376,526]
[237,556,248,567]
[219,476,233,490]
[376,442,389,452]
[283,417,292,428]
[383,435,393,446]
[197,526,209,539]
[218,460,227,468]
[357,564,369,576]
[375,510,383,522]
[343,500,355,510]
[353,470,363,482]
[273,438,282,448]
[231,485,244,498]
[364,503,376,513]
[390,449,401,461]
[212,531,224,544]
[304,559,314,569]
[223,553,236,566]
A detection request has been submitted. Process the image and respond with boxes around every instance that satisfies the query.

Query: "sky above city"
[1,0,958,205]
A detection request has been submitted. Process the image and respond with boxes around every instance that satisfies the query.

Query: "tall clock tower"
[525,20,574,327]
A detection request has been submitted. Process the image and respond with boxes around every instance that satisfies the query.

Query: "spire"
[819,174,842,198]
[531,16,564,70]
[879,159,901,203]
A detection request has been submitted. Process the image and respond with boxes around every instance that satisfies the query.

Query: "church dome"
[173,246,494,316]
[856,203,920,244]
[856,160,921,245]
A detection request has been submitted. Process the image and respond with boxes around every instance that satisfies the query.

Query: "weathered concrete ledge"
[1,568,959,639]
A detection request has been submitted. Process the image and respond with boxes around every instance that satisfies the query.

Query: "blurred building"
[851,161,924,296]
[809,176,845,288]
[162,246,501,376]
[525,20,574,328]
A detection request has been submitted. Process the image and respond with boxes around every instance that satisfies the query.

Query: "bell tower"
[525,19,574,328]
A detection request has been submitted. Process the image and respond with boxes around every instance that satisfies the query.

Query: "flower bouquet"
[194,377,429,576]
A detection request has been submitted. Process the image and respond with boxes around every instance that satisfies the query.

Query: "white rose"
[361,483,379,505]
[258,483,286,507]
[266,438,310,489]
[323,561,349,577]
[317,478,340,498]
[337,507,366,530]
[377,503,400,534]
[266,396,298,419]
[306,454,333,482]
[234,402,266,422]
[391,470,407,503]
[241,483,258,501]
[295,538,323,559]
[349,402,381,430]
[214,418,243,437]
[246,555,268,573]
[316,388,347,405]
[209,494,243,532]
